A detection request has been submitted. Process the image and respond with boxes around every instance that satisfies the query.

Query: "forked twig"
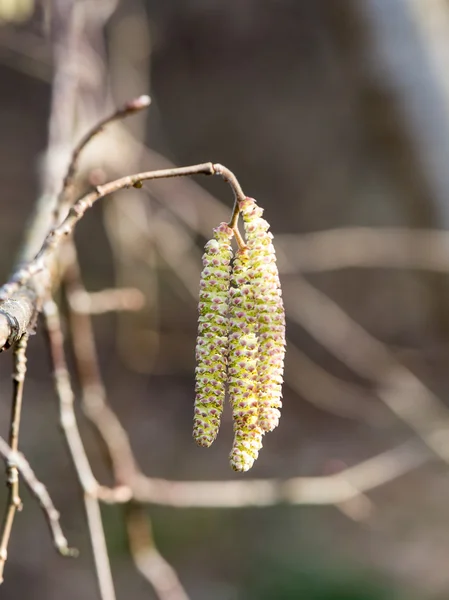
[63,225,189,598]
[43,299,129,503]
[55,95,152,221]
[0,434,75,560]
[124,439,430,508]
[0,162,249,351]
[43,299,120,600]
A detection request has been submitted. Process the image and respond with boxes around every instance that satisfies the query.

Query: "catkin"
[228,249,264,472]
[193,223,233,447]
[240,197,286,433]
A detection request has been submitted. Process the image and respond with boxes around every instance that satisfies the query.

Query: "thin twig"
[25,436,424,509]
[55,94,151,223]
[63,239,187,596]
[0,435,75,558]
[16,0,79,266]
[43,299,122,600]
[0,162,247,347]
[285,276,449,466]
[43,299,129,502]
[68,287,145,315]
[84,494,116,600]
[214,163,247,247]
[63,240,186,594]
[62,242,139,486]
[277,228,449,273]
[0,333,28,582]
[1,164,214,305]
[44,283,429,511]
[126,504,190,600]
[125,439,429,507]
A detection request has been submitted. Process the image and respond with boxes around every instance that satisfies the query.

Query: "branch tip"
[125,95,151,112]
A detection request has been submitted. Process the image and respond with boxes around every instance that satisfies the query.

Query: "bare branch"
[0,435,75,558]
[277,228,449,273]
[1,164,215,308]
[126,439,429,508]
[126,504,190,600]
[62,242,139,487]
[43,298,130,503]
[0,289,37,351]
[285,344,387,424]
[0,162,246,351]
[16,0,80,267]
[43,299,119,600]
[0,333,28,582]
[59,245,427,512]
[84,494,116,600]
[68,287,145,315]
[56,94,151,222]
[285,277,449,466]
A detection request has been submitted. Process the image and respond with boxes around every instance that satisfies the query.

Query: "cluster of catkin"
[193,197,286,472]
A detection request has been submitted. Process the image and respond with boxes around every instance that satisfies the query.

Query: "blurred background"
[2,0,449,598]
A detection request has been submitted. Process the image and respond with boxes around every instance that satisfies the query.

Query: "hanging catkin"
[240,197,286,433]
[228,248,264,472]
[193,196,286,471]
[193,223,233,447]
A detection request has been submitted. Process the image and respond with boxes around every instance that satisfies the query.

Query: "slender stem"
[126,504,190,600]
[84,494,116,600]
[55,95,151,223]
[0,333,28,582]
[213,163,246,206]
[0,162,249,353]
[0,436,76,558]
[43,299,120,600]
[214,163,247,248]
[125,439,429,508]
[0,162,253,305]
[62,241,139,485]
[42,299,129,503]
[0,163,215,304]
[233,227,247,251]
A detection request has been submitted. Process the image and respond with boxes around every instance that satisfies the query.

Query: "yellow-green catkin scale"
[240,197,286,433]
[228,249,264,472]
[193,223,234,447]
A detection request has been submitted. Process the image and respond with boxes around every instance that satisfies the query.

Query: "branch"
[61,241,140,487]
[124,439,429,508]
[57,247,428,512]
[84,494,116,600]
[0,435,75,558]
[0,333,28,582]
[277,228,449,273]
[285,276,449,466]
[126,504,190,600]
[0,162,247,350]
[55,94,151,224]
[68,287,145,315]
[43,299,119,600]
[43,298,130,503]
